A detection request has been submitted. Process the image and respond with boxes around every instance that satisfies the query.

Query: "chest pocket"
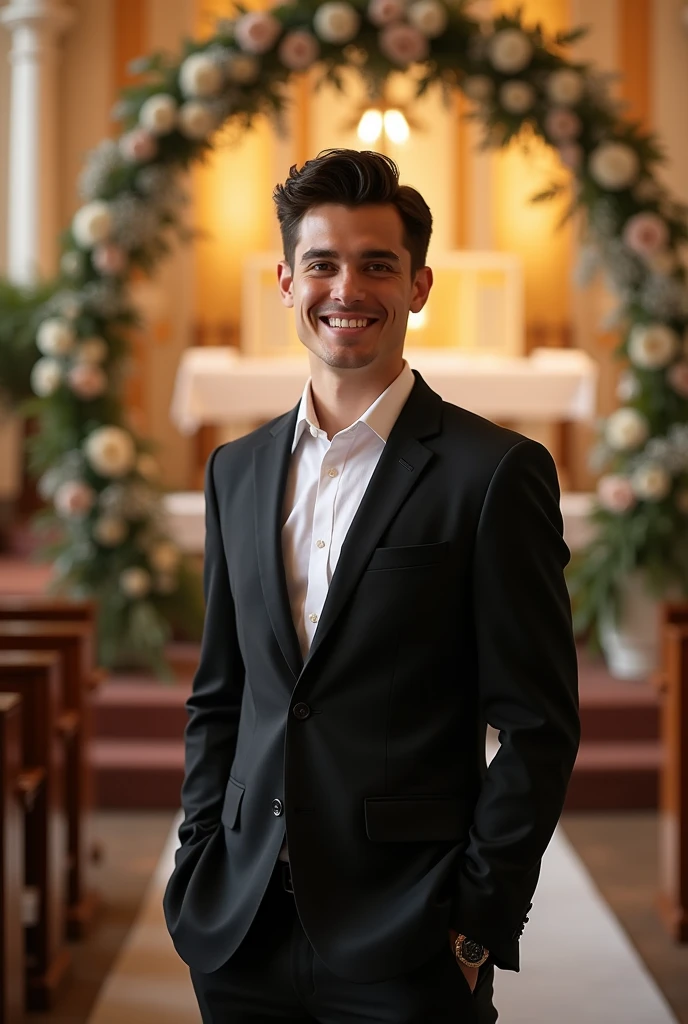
[366,540,450,572]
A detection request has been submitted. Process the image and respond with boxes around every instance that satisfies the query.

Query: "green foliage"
[0,280,58,406]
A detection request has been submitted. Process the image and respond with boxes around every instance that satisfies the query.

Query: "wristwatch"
[454,934,490,969]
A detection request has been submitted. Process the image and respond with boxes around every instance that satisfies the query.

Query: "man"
[164,149,580,1023]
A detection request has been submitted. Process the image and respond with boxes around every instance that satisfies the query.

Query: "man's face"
[277,203,432,372]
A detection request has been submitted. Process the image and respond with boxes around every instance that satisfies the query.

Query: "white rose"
[178,101,217,140]
[139,93,178,134]
[499,79,535,115]
[120,566,152,599]
[627,323,679,369]
[36,318,76,357]
[616,369,640,402]
[313,2,361,44]
[84,425,137,478]
[72,200,113,248]
[30,357,63,397]
[546,68,584,106]
[408,0,448,38]
[589,141,640,191]
[605,407,649,451]
[488,28,533,74]
[54,480,96,518]
[93,515,128,546]
[225,52,261,84]
[179,53,224,98]
[76,336,109,364]
[631,464,671,502]
[462,75,494,103]
[149,540,181,574]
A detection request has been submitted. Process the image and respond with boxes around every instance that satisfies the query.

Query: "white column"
[1,0,75,286]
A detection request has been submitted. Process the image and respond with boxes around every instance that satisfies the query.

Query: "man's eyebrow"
[299,247,402,263]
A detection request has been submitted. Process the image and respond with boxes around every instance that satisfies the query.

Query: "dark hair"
[273,149,433,276]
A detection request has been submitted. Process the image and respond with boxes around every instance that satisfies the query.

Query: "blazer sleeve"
[454,438,580,970]
[176,445,246,852]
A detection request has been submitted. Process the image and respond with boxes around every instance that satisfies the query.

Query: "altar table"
[170,346,598,436]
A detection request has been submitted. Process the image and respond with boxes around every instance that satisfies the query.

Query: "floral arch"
[16,0,688,670]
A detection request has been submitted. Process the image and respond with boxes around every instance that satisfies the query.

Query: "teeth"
[327,317,369,328]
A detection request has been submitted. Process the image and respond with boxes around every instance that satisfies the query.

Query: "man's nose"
[331,270,366,305]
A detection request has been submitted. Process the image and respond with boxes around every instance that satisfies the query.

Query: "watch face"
[461,938,485,964]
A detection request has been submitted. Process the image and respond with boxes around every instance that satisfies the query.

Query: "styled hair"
[273,149,433,276]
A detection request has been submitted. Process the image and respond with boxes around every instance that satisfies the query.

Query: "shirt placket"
[302,428,355,649]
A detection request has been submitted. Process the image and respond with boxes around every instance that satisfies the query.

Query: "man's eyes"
[307,263,392,272]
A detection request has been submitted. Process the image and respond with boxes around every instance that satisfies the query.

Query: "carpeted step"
[90,739,185,809]
[565,740,662,811]
[93,680,190,740]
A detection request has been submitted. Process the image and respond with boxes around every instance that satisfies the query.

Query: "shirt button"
[272,798,283,816]
[292,702,311,720]
[328,467,338,478]
[316,539,326,549]
[309,424,319,438]
[309,612,318,623]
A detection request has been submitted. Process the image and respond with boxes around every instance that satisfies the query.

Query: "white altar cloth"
[170,346,597,435]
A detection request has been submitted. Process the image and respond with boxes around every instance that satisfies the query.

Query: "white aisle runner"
[88,813,677,1024]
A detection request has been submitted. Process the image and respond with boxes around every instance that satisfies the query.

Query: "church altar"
[170,345,598,435]
[165,346,598,555]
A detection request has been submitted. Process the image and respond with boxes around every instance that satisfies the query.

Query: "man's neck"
[308,359,404,440]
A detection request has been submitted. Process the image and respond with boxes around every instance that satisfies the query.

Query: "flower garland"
[8,0,688,668]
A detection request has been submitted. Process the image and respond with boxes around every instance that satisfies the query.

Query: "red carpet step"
[88,644,663,811]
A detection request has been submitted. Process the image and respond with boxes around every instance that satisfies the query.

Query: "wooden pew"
[0,622,98,939]
[0,651,71,1010]
[0,693,24,1024]
[655,613,688,942]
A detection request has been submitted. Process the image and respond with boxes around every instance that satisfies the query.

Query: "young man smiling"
[164,150,580,1023]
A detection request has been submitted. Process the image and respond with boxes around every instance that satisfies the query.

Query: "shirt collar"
[291,360,415,453]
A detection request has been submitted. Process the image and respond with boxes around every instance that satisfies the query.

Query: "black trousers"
[190,862,498,1023]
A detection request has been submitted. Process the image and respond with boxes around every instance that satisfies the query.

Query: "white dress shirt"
[281,360,416,659]
[278,360,415,861]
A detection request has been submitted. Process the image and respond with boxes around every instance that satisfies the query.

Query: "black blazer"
[163,371,580,982]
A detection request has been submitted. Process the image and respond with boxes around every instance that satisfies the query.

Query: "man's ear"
[410,266,433,314]
[277,260,295,308]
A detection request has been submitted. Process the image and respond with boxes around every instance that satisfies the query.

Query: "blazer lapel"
[253,406,303,682]
[303,372,442,672]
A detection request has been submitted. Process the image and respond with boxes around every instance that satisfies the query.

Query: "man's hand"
[448,929,479,993]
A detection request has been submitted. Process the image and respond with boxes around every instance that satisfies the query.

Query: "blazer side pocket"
[221,776,245,829]
[366,540,450,572]
[364,794,466,842]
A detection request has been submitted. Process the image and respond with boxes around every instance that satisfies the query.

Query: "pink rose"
[92,242,128,276]
[667,361,688,398]
[622,212,669,258]
[367,0,406,27]
[67,362,108,400]
[234,12,282,54]
[278,30,320,71]
[557,141,583,171]
[119,128,158,163]
[54,480,96,518]
[597,474,636,514]
[379,22,429,65]
[544,107,581,143]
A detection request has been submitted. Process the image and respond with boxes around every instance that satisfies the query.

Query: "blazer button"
[272,798,283,816]
[292,702,311,720]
